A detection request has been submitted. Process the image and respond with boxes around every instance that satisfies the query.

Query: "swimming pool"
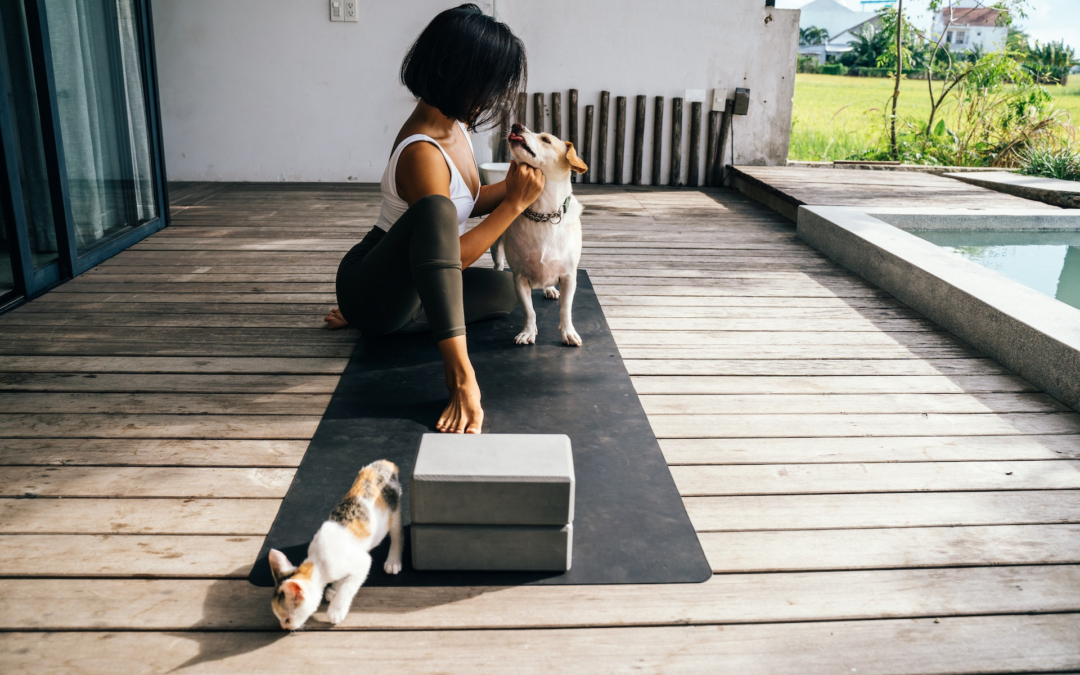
[914,230,1080,311]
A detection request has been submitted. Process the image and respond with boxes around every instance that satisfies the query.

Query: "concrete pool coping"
[797,206,1080,411]
[945,172,1080,209]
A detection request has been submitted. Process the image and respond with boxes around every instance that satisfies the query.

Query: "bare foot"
[436,378,483,434]
[324,307,348,329]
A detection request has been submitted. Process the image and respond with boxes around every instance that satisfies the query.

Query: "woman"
[324,5,543,435]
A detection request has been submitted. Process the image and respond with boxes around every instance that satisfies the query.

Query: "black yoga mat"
[249,270,710,586]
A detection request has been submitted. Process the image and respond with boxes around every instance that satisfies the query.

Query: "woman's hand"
[502,160,545,212]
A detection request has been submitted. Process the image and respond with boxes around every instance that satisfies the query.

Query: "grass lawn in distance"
[790,73,1080,163]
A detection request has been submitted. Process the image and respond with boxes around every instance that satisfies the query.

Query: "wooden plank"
[686,491,1080,531]
[640,393,1066,415]
[0,498,279,534]
[0,373,340,394]
[4,566,1079,630]
[625,345,972,359]
[581,104,594,184]
[550,91,561,138]
[0,393,332,415]
[701,525,1080,572]
[0,534,260,577]
[533,92,544,132]
[651,96,663,186]
[688,101,702,187]
[0,341,355,358]
[662,435,1080,464]
[626,359,1009,377]
[0,356,346,374]
[671,460,1080,496]
[0,439,307,467]
[2,467,294,498]
[632,375,1038,395]
[612,331,959,346]
[0,414,320,439]
[2,615,1078,674]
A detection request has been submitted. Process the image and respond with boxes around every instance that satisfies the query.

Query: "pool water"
[914,231,1080,311]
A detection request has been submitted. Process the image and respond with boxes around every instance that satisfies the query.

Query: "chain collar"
[522,196,571,225]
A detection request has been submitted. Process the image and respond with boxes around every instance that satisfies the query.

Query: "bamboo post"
[551,92,562,138]
[568,89,579,183]
[582,104,594,184]
[631,95,646,185]
[515,92,527,125]
[688,101,702,187]
[533,93,545,132]
[669,97,683,187]
[651,96,664,186]
[498,103,510,162]
[705,110,720,189]
[597,91,609,185]
[614,96,626,185]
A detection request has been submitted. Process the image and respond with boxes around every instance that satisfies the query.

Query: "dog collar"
[523,196,571,225]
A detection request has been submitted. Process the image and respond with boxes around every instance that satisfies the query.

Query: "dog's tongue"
[508,133,524,142]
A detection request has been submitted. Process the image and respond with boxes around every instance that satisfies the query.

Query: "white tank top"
[374,123,478,235]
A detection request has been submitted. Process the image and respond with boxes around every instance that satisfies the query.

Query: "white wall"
[152,0,798,183]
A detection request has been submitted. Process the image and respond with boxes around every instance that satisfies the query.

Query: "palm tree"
[799,26,830,46]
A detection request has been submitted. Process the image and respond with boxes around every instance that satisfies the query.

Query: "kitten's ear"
[565,142,588,174]
[268,549,296,584]
[282,580,305,602]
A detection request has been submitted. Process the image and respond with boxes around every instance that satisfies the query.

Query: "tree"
[1025,40,1079,84]
[799,26,830,46]
[841,24,890,67]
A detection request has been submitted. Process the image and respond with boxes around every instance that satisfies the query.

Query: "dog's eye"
[541,136,552,144]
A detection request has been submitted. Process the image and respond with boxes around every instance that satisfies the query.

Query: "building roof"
[799,0,878,41]
[939,7,1001,27]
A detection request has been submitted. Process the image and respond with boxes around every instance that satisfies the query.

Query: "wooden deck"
[2,182,1079,673]
[730,165,1062,221]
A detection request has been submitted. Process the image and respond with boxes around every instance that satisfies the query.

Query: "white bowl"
[479,162,510,185]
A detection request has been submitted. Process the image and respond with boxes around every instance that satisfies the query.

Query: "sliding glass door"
[0,0,166,312]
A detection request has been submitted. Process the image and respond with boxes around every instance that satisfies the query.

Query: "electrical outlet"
[329,0,343,22]
[733,88,751,116]
[344,0,358,21]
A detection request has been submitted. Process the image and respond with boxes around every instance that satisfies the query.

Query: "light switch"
[329,0,343,21]
[684,89,706,103]
[712,89,730,112]
[344,0,358,21]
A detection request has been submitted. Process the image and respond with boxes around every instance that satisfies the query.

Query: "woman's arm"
[459,161,542,268]
[470,181,506,217]
[397,147,543,269]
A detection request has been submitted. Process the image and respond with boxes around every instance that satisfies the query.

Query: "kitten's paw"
[326,605,349,626]
[324,585,337,602]
[384,558,402,575]
[544,286,560,300]
[561,325,582,347]
[514,326,538,345]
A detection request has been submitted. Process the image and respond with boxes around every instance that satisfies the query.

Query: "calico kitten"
[268,459,403,629]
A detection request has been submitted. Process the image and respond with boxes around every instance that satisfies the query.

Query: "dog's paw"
[544,286,561,300]
[384,558,402,575]
[561,326,582,347]
[514,327,538,345]
[326,604,349,626]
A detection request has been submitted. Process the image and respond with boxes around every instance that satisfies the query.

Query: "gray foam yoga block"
[411,523,573,571]
[411,433,575,526]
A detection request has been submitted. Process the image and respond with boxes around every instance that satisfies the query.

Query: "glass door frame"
[0,0,169,311]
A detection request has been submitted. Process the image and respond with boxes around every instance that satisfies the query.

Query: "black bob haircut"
[400,4,526,130]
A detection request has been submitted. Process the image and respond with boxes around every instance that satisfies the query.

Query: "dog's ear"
[565,142,588,174]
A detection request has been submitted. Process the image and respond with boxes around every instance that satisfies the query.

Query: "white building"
[797,0,878,64]
[932,4,1007,53]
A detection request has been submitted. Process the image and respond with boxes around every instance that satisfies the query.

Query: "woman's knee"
[411,194,458,231]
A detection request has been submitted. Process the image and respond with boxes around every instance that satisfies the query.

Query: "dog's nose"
[511,122,525,134]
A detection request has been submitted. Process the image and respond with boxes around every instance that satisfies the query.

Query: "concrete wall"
[151,0,798,183]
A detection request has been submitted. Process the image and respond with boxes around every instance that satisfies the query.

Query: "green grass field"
[789,73,1080,162]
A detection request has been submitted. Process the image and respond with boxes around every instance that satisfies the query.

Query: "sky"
[774,0,1080,50]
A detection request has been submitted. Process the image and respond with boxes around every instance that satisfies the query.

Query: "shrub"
[820,64,848,76]
[797,54,821,74]
[1019,144,1080,181]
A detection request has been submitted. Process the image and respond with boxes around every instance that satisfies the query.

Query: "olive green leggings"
[335,194,518,341]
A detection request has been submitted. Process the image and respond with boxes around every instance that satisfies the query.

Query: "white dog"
[495,123,588,346]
